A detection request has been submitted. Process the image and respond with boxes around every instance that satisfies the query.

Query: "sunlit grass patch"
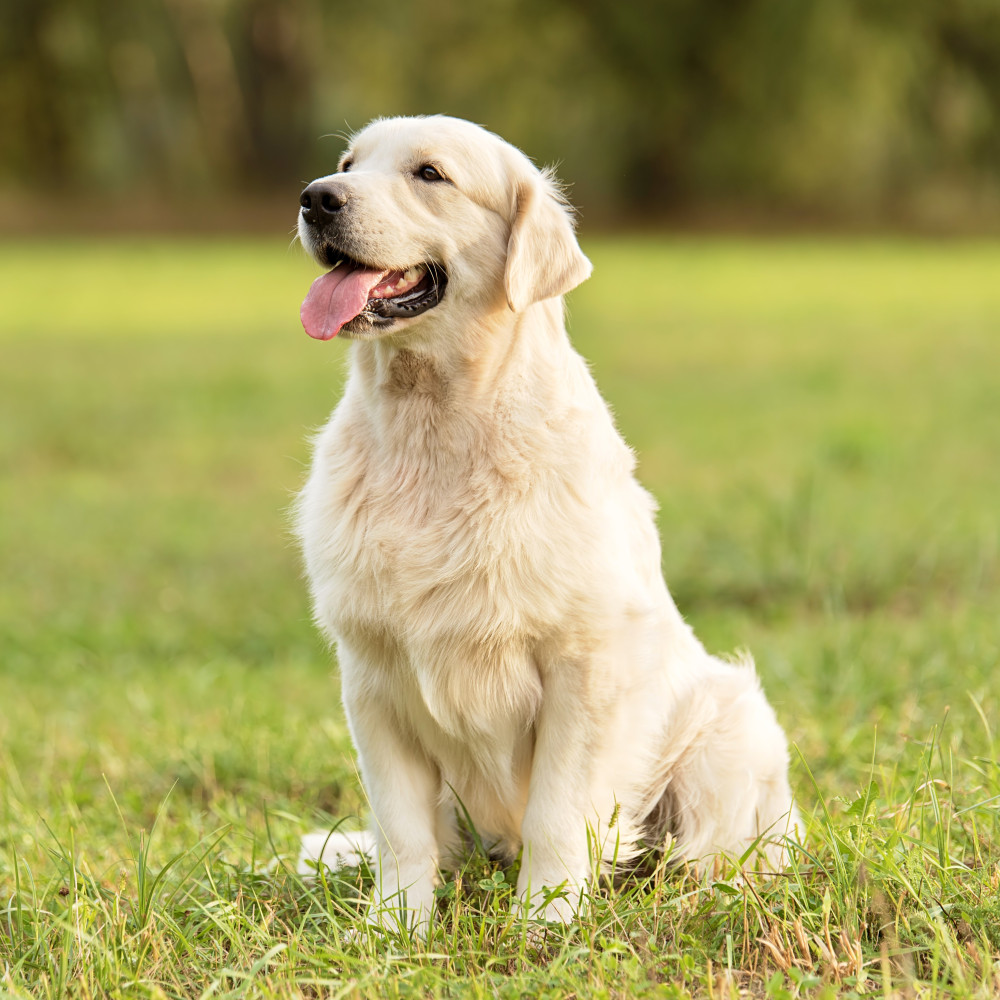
[1,236,998,997]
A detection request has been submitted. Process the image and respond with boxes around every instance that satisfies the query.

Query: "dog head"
[297,116,592,341]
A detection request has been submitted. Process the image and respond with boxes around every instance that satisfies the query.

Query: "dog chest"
[306,437,596,646]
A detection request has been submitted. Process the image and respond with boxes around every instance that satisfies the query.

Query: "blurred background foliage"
[3,0,1000,230]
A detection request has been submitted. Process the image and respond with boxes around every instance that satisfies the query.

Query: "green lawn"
[1,236,998,998]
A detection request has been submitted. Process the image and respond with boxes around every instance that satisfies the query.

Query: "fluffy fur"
[294,116,799,931]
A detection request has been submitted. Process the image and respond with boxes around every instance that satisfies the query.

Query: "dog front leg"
[516,662,597,924]
[342,677,442,935]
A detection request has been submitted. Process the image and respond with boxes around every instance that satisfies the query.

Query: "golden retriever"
[293,115,799,932]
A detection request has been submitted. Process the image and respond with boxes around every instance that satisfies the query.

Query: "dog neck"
[347,297,570,450]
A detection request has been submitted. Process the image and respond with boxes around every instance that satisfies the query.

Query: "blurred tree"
[164,0,251,182]
[231,0,317,189]
[2,0,101,186]
[2,0,1000,225]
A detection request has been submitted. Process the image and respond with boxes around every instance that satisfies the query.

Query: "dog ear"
[504,171,592,313]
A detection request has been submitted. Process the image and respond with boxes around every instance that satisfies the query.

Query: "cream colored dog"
[294,115,798,931]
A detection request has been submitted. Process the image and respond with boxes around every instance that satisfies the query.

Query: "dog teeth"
[369,265,427,299]
[386,266,425,293]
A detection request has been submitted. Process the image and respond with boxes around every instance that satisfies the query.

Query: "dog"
[293,115,799,932]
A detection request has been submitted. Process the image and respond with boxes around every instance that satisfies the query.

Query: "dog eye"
[341,160,353,173]
[417,164,444,182]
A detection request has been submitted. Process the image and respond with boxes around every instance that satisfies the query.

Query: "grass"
[1,235,998,998]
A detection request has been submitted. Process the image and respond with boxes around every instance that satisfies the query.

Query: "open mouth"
[300,248,447,341]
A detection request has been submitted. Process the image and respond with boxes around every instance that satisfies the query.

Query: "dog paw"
[297,830,375,876]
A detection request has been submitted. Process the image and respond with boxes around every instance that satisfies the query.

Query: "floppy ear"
[504,171,592,313]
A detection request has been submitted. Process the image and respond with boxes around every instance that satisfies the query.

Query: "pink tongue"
[300,266,386,340]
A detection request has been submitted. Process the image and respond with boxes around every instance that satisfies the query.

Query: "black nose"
[299,180,348,226]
